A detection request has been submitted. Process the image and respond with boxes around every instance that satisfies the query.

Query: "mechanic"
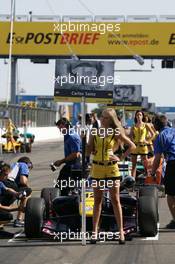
[6,157,33,227]
[85,113,93,144]
[75,114,82,130]
[130,110,155,178]
[20,132,35,144]
[87,108,136,244]
[151,115,175,229]
[54,118,82,195]
[0,161,18,206]
[0,161,24,228]
[91,112,101,129]
[75,113,93,165]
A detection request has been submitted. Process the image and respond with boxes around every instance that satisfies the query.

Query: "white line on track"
[141,223,160,241]
[7,223,160,243]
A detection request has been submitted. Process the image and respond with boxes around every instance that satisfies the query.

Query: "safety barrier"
[0,103,58,127]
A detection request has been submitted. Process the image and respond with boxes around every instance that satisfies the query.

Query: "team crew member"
[151,115,175,229]
[0,183,19,227]
[0,162,24,227]
[91,112,101,129]
[75,114,82,130]
[87,108,136,244]
[6,157,33,227]
[0,162,18,206]
[130,111,155,178]
[54,118,81,195]
[9,157,33,188]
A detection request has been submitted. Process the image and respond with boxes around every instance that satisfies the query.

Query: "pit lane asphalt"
[0,141,175,264]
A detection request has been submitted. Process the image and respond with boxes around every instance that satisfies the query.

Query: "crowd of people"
[53,109,175,244]
[1,108,175,244]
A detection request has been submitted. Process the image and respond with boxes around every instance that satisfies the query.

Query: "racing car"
[2,141,21,153]
[24,175,159,241]
[1,128,35,153]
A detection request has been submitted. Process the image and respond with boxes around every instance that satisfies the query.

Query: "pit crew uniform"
[56,131,82,195]
[4,162,32,196]
[154,126,175,195]
[0,182,13,221]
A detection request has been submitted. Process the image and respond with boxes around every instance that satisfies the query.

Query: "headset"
[27,162,33,169]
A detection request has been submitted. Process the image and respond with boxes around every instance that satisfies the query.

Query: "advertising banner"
[54,60,114,103]
[0,22,175,57]
[16,95,37,108]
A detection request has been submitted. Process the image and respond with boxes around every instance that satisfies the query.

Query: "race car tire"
[20,143,25,153]
[25,143,31,153]
[139,186,158,201]
[25,197,45,238]
[138,196,158,237]
[139,186,159,220]
[41,188,60,218]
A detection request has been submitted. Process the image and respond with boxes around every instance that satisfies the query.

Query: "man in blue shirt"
[0,180,18,225]
[0,181,19,224]
[53,118,82,195]
[151,115,175,229]
[0,162,18,205]
[0,162,23,226]
[6,157,32,227]
[9,157,33,188]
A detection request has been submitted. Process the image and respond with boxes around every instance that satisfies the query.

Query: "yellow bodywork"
[79,191,94,217]
[2,142,21,152]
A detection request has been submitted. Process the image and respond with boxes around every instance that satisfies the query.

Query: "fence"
[0,103,58,127]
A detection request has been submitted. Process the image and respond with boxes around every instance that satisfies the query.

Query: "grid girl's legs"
[141,154,148,174]
[92,186,103,237]
[131,155,137,178]
[109,180,124,241]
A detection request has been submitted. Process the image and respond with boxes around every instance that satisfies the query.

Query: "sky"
[0,0,175,108]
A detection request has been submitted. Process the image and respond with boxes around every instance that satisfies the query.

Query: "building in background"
[16,95,57,110]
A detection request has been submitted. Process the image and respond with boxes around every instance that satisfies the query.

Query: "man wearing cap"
[53,118,82,195]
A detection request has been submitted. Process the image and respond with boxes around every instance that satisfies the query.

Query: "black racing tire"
[139,186,159,220]
[25,197,45,238]
[139,186,158,201]
[25,143,31,153]
[41,188,60,218]
[138,196,158,237]
[20,143,25,153]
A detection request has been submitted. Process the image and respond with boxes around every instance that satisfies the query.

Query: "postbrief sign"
[0,22,175,58]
